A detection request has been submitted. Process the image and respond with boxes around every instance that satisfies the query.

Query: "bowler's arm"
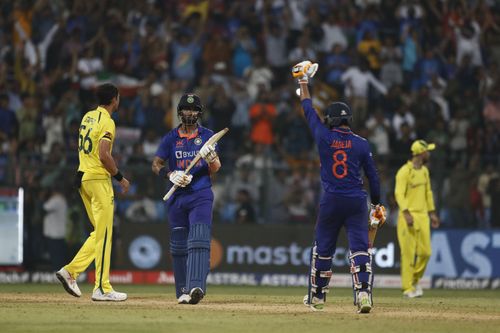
[99,140,119,176]
[99,139,129,193]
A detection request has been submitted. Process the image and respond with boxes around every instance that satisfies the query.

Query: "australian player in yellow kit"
[55,83,130,301]
[395,140,440,298]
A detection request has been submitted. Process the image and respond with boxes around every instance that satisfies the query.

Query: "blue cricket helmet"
[323,102,353,128]
[177,93,203,125]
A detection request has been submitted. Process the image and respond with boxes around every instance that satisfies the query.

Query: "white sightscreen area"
[0,188,23,265]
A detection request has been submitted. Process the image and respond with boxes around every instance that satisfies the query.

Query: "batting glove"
[169,170,193,187]
[291,60,319,84]
[200,144,217,163]
[369,204,387,229]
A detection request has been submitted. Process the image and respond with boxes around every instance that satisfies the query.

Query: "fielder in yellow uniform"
[395,140,440,298]
[55,83,130,302]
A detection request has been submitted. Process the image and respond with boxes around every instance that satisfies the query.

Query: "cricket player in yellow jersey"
[55,83,130,301]
[395,140,440,298]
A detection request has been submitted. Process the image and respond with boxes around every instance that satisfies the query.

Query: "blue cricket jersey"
[155,125,215,194]
[301,99,380,203]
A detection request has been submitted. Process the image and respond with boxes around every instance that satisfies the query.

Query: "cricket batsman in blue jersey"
[292,61,386,313]
[152,93,221,305]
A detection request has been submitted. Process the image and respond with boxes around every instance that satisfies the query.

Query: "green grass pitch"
[1,284,499,333]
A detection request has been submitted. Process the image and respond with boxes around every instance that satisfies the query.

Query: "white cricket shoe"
[303,294,324,311]
[414,284,423,297]
[178,294,191,304]
[91,289,127,302]
[55,268,81,297]
[188,287,205,305]
[357,291,372,314]
[403,289,419,298]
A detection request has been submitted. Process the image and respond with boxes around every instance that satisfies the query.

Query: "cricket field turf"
[1,284,499,333]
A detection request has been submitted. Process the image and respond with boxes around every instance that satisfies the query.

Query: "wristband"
[158,167,169,179]
[113,170,124,181]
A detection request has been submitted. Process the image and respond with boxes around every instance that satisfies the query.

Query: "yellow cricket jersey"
[77,106,115,179]
[394,161,435,213]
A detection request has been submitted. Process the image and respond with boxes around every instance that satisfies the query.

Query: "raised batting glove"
[292,60,319,84]
[369,204,386,229]
[199,144,217,163]
[169,170,193,187]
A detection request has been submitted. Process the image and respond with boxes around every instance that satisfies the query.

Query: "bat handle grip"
[163,185,178,201]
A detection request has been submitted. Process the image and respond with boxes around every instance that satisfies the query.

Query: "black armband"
[113,170,124,181]
[158,167,169,179]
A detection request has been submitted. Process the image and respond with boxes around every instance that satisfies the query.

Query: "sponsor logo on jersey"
[175,150,199,159]
[176,140,184,147]
[84,117,96,125]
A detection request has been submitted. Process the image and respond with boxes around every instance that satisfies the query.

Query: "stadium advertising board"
[428,230,500,288]
[120,225,500,280]
[119,224,399,274]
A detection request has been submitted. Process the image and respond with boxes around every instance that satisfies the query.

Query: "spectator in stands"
[321,12,348,52]
[232,26,256,78]
[17,93,38,147]
[449,110,469,162]
[483,92,500,126]
[275,99,313,163]
[244,54,274,100]
[249,90,277,146]
[0,93,18,142]
[488,176,500,228]
[358,31,382,73]
[262,10,288,85]
[454,18,483,67]
[477,164,497,228]
[323,43,350,89]
[443,162,473,228]
[341,58,387,128]
[380,36,403,89]
[366,109,391,158]
[235,189,256,224]
[392,103,416,140]
[43,187,68,271]
[392,122,413,166]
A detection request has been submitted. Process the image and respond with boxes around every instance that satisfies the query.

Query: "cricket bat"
[368,227,378,249]
[162,127,229,201]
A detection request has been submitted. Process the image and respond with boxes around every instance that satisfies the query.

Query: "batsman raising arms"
[292,61,386,313]
[152,93,221,305]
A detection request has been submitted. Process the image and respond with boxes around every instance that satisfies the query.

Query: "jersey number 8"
[332,150,348,179]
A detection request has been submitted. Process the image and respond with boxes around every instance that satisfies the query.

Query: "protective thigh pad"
[307,245,332,302]
[349,251,372,303]
[170,227,188,298]
[186,223,211,292]
[170,227,188,256]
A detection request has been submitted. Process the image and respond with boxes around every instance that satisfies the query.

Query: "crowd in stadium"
[0,0,499,267]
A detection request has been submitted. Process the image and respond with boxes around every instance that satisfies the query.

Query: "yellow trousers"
[397,211,431,293]
[65,178,114,293]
